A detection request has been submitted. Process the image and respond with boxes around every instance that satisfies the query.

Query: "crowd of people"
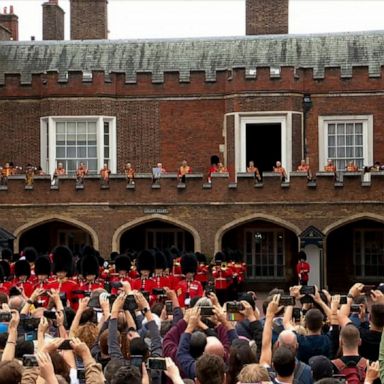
[0,245,383,384]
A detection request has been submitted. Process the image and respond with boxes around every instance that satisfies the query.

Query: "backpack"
[332,357,367,384]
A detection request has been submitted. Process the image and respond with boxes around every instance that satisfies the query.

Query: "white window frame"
[231,112,293,177]
[318,115,373,171]
[40,116,117,176]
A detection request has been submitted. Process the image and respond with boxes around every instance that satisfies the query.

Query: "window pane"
[328,124,335,134]
[337,147,345,157]
[67,147,76,157]
[56,122,65,134]
[77,147,86,158]
[355,123,363,134]
[337,135,345,146]
[346,135,353,146]
[56,135,65,145]
[88,134,97,145]
[328,148,335,157]
[57,147,65,157]
[328,136,335,146]
[88,122,97,134]
[346,123,354,135]
[356,135,363,145]
[88,146,97,157]
[104,148,109,158]
[337,123,345,134]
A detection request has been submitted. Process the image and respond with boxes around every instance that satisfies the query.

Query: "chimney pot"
[10,5,13,14]
[3,7,7,14]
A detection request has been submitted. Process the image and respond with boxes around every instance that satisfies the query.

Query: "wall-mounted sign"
[143,208,169,214]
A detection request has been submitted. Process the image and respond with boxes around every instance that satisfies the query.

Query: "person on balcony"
[100,163,111,186]
[178,160,192,183]
[297,159,313,181]
[273,161,288,182]
[124,162,135,185]
[76,161,88,185]
[246,160,262,182]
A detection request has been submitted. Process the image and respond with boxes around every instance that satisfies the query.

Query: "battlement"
[1,171,383,206]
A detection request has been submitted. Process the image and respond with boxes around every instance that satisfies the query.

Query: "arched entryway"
[113,215,199,253]
[324,215,384,292]
[14,215,97,255]
[217,214,300,290]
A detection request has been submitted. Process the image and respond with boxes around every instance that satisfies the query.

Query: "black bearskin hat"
[15,259,31,278]
[211,155,220,165]
[137,250,155,273]
[154,251,167,270]
[81,254,100,277]
[0,260,10,280]
[169,246,180,258]
[214,251,226,263]
[298,250,307,261]
[1,248,12,261]
[110,251,119,262]
[52,246,74,276]
[23,247,37,263]
[231,249,243,263]
[164,250,173,270]
[115,254,131,273]
[34,256,51,276]
[195,252,207,264]
[181,253,198,275]
[0,264,4,283]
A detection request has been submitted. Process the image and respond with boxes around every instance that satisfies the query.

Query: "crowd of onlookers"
[0,252,384,384]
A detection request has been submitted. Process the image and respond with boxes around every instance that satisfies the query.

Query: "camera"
[292,307,302,322]
[205,284,215,295]
[226,301,244,313]
[165,300,173,315]
[22,317,40,332]
[43,310,57,320]
[362,285,375,294]
[351,304,361,313]
[0,312,12,322]
[87,296,101,309]
[200,306,215,317]
[339,295,348,305]
[23,354,38,367]
[299,286,315,295]
[58,339,73,350]
[77,369,86,380]
[123,295,138,311]
[152,288,166,296]
[279,296,295,306]
[110,282,123,289]
[147,357,167,371]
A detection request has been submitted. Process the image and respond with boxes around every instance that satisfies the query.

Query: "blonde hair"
[237,364,271,383]
[75,322,99,349]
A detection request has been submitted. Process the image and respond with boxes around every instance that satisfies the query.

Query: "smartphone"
[226,301,244,321]
[22,318,40,332]
[123,295,138,311]
[147,357,167,370]
[279,296,295,306]
[152,288,166,295]
[87,296,100,308]
[292,307,302,322]
[43,310,57,320]
[110,282,123,289]
[351,304,361,313]
[77,369,86,381]
[300,286,315,295]
[165,300,173,315]
[300,295,313,304]
[58,339,73,350]
[0,312,12,322]
[200,306,215,317]
[205,285,216,295]
[72,290,86,295]
[339,295,348,305]
[23,354,38,367]
[362,285,375,294]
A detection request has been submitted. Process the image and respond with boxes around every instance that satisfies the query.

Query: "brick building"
[1,0,384,291]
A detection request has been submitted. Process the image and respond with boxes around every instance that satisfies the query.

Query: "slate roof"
[0,30,384,84]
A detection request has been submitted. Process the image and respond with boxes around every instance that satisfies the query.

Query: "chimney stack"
[246,0,288,35]
[70,0,108,40]
[42,0,65,40]
[0,5,19,40]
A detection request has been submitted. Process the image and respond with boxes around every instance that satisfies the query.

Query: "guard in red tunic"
[110,254,132,294]
[212,251,234,304]
[128,257,140,280]
[195,252,209,289]
[11,259,34,298]
[21,247,38,285]
[77,253,104,294]
[0,259,11,283]
[152,251,171,289]
[46,246,79,309]
[100,252,118,281]
[0,263,11,295]
[131,250,156,295]
[296,250,310,286]
[2,248,15,276]
[175,253,203,308]
[33,256,52,307]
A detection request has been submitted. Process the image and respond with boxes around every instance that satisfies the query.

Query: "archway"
[14,215,97,255]
[324,215,384,292]
[113,215,200,253]
[217,214,300,289]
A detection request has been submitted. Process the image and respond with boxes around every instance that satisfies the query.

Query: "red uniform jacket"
[175,279,203,308]
[195,264,209,284]
[46,278,79,309]
[10,278,34,298]
[212,266,233,290]
[296,261,310,282]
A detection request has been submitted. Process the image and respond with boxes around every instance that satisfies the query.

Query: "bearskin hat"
[195,252,207,264]
[34,256,51,276]
[231,249,243,263]
[0,264,4,283]
[0,260,10,280]
[298,250,307,261]
[1,248,12,261]
[52,246,74,276]
[137,250,155,273]
[110,251,119,261]
[214,251,226,264]
[15,259,31,278]
[154,251,167,270]
[81,254,100,277]
[169,246,180,258]
[211,155,220,165]
[181,253,198,275]
[22,247,38,263]
[164,249,173,270]
[115,254,131,273]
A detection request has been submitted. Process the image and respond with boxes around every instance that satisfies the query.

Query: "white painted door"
[304,244,321,288]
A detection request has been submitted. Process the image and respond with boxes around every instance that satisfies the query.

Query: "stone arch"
[112,214,201,253]
[323,212,384,236]
[13,214,99,253]
[214,213,301,253]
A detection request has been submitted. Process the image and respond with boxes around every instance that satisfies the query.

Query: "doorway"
[246,123,281,173]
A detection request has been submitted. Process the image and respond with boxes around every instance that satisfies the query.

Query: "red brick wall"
[42,2,65,40]
[246,0,288,35]
[70,0,107,40]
